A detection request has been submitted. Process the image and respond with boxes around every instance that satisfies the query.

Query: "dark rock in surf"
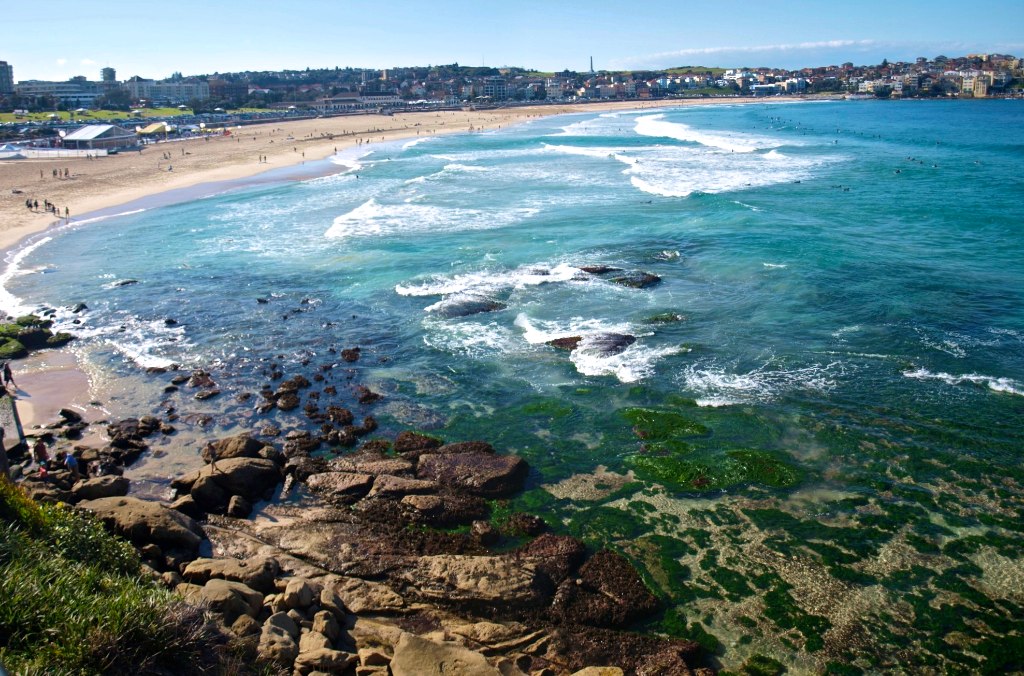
[580,333,636,356]
[578,265,621,275]
[547,336,582,351]
[610,271,661,288]
[340,347,361,362]
[429,296,508,319]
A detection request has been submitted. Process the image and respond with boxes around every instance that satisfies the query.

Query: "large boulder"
[389,633,500,676]
[78,496,204,552]
[72,475,130,501]
[259,617,299,666]
[182,556,280,593]
[194,457,282,502]
[416,453,526,498]
[201,434,268,463]
[178,579,263,625]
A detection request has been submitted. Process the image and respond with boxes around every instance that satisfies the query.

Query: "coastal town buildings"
[1,53,1021,119]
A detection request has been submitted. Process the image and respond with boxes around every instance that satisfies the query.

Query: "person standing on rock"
[2,361,15,390]
[31,439,49,467]
[57,450,80,482]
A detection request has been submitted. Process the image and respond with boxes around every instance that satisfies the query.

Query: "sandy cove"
[0,97,808,435]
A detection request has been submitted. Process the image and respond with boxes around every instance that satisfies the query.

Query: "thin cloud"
[615,39,879,69]
[56,58,67,66]
[81,58,97,65]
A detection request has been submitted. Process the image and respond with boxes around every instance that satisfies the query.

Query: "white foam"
[396,263,584,298]
[902,368,1024,396]
[513,313,678,383]
[763,262,788,269]
[513,313,638,345]
[681,358,842,404]
[329,150,371,174]
[0,236,55,316]
[421,318,524,359]
[326,198,537,239]
[619,143,830,199]
[401,137,434,151]
[570,342,683,383]
[634,114,780,153]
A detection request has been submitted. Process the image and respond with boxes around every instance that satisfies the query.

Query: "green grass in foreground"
[0,479,238,675]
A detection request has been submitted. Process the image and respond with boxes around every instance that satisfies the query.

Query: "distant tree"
[881,58,889,68]
[95,87,132,111]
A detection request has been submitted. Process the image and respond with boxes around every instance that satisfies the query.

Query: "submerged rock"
[429,295,508,319]
[609,271,661,288]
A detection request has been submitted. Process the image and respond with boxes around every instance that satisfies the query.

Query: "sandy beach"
[0,97,815,253]
[0,96,803,433]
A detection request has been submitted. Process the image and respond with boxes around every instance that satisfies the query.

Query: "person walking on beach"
[2,361,14,390]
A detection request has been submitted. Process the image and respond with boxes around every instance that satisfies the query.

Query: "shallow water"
[5,99,1024,672]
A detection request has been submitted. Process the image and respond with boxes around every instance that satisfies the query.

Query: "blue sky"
[8,0,1024,81]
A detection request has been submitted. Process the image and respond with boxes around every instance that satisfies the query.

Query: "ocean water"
[5,100,1024,671]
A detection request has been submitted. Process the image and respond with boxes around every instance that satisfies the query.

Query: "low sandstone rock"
[319,587,352,619]
[389,632,500,676]
[306,472,374,503]
[299,630,333,652]
[71,475,129,500]
[358,647,391,666]
[334,577,406,614]
[329,456,414,476]
[285,578,317,609]
[180,579,263,625]
[416,452,527,498]
[570,668,624,676]
[259,623,299,666]
[405,555,546,609]
[294,647,357,674]
[313,609,341,642]
[266,611,300,639]
[182,556,280,593]
[230,613,262,638]
[367,474,437,498]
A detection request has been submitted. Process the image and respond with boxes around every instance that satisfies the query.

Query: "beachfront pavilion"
[61,124,139,151]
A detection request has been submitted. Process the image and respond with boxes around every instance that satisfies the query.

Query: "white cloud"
[81,58,97,66]
[56,58,67,66]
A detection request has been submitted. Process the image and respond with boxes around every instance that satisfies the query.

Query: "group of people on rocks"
[24,198,69,219]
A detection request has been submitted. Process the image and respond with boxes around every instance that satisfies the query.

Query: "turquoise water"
[5,100,1024,671]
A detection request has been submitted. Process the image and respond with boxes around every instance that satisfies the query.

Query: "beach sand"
[0,96,804,435]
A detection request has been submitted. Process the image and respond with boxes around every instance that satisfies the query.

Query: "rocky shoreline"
[9,339,710,675]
